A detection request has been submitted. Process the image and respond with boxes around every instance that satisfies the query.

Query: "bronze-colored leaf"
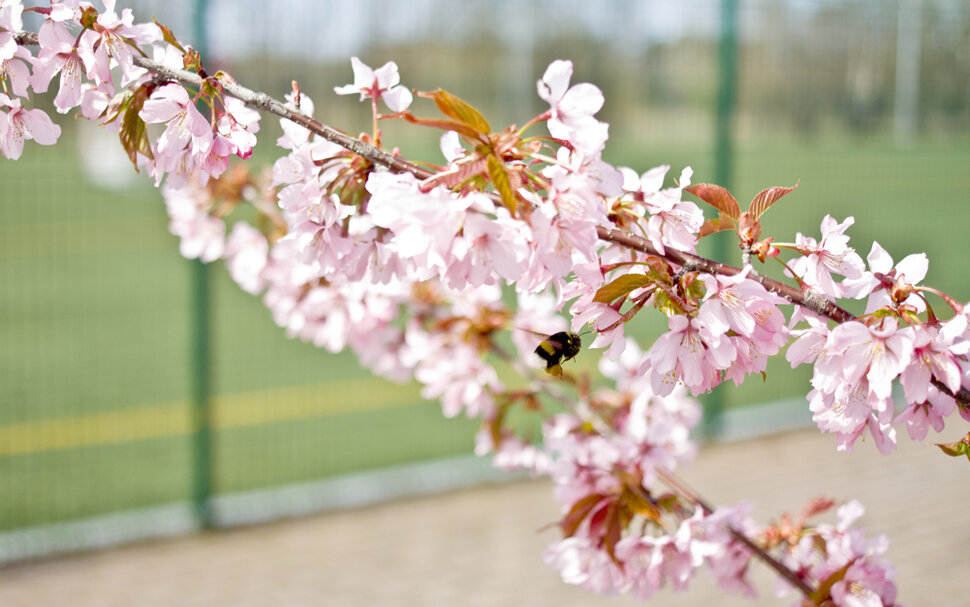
[685,183,741,220]
[697,215,737,238]
[748,182,798,220]
[423,89,491,135]
[153,18,186,53]
[601,501,633,565]
[593,273,653,304]
[621,485,661,521]
[559,493,606,538]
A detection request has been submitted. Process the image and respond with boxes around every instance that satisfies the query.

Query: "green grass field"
[2,131,969,531]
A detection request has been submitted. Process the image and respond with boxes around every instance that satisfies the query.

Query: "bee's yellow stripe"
[537,341,557,356]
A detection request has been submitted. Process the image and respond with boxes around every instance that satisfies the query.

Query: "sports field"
[2,134,968,531]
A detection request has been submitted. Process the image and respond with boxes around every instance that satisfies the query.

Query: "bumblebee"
[534,331,582,377]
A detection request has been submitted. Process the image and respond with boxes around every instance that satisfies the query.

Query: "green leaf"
[653,290,679,317]
[685,183,741,220]
[593,273,653,304]
[486,154,517,213]
[749,182,798,220]
[424,89,490,135]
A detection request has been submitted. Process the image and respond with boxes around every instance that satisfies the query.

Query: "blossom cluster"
[7,2,967,604]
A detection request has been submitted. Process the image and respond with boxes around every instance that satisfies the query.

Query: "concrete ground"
[0,428,966,606]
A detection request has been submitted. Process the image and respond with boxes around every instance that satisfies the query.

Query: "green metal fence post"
[190,0,214,529]
[702,0,739,440]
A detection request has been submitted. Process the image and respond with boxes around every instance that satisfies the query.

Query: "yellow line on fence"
[0,378,426,457]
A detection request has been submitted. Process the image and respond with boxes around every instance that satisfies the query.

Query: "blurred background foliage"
[2,0,968,551]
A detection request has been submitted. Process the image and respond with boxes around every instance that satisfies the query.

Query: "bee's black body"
[534,331,582,376]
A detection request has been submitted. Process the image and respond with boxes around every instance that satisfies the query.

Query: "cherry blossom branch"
[21,30,969,414]
[124,45,970,410]
[656,468,816,597]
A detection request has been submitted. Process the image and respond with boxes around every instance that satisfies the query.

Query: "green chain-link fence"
[2,0,969,561]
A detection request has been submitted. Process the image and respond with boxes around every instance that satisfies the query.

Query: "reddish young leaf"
[601,501,632,565]
[559,493,607,538]
[748,182,798,220]
[421,89,491,135]
[620,484,661,522]
[593,273,653,304]
[684,183,741,220]
[153,18,186,53]
[697,215,737,238]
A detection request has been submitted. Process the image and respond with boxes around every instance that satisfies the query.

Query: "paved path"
[0,428,966,606]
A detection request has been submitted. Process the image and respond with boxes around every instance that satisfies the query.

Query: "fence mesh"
[2,0,968,551]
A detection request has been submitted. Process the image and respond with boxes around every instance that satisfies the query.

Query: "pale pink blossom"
[809,382,897,454]
[31,6,91,112]
[334,56,412,112]
[1,45,32,98]
[448,203,529,287]
[224,222,269,295]
[163,182,224,262]
[894,386,955,440]
[537,59,609,153]
[544,536,626,596]
[77,0,160,86]
[820,318,914,401]
[140,83,212,185]
[786,308,831,368]
[788,215,865,298]
[0,0,24,62]
[899,316,968,404]
[0,93,61,159]
[843,242,929,313]
[644,167,704,254]
[645,314,736,396]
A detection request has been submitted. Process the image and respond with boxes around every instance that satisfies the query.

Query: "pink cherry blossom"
[537,59,609,154]
[0,0,24,63]
[898,316,968,404]
[822,318,914,401]
[544,536,626,596]
[0,93,61,159]
[809,382,897,454]
[77,0,160,86]
[644,167,704,255]
[224,222,269,295]
[645,314,736,396]
[786,308,831,368]
[448,203,529,287]
[31,4,91,112]
[789,215,865,298]
[894,386,955,440]
[843,242,929,313]
[333,56,412,112]
[140,83,212,185]
[1,45,32,98]
[162,181,225,262]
